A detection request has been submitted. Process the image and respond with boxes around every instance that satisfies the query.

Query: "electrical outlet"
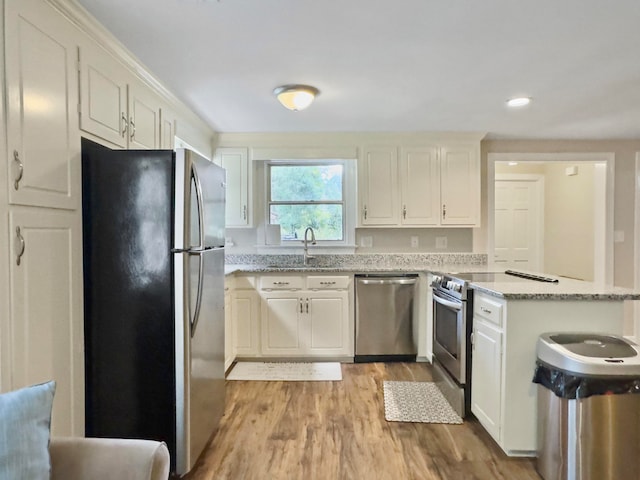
[435,236,448,249]
[410,236,419,248]
[360,236,373,248]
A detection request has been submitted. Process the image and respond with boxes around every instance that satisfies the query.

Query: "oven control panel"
[431,274,468,300]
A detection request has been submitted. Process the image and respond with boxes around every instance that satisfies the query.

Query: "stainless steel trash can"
[534,333,640,480]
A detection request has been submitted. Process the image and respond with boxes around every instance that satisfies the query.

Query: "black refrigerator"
[81,138,226,476]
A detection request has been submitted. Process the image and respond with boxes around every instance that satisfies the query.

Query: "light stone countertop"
[468,276,640,301]
[225,259,640,301]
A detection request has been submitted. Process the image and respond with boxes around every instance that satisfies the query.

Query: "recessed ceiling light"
[507,97,531,107]
[508,162,519,166]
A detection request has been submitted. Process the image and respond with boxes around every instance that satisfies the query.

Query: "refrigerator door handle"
[190,251,205,338]
[191,162,206,250]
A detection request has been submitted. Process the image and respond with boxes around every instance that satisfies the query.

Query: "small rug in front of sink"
[227,362,342,381]
[383,381,462,424]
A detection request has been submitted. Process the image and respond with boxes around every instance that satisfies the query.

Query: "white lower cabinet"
[224,281,233,371]
[233,289,261,357]
[471,319,503,440]
[307,292,350,354]
[8,208,84,436]
[257,274,353,358]
[261,292,303,355]
[470,291,626,456]
[260,290,351,357]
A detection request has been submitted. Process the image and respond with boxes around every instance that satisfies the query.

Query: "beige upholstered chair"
[50,437,170,480]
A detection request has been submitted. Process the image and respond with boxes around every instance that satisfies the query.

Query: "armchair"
[50,437,170,480]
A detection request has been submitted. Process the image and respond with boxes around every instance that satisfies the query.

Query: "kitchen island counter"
[468,274,640,301]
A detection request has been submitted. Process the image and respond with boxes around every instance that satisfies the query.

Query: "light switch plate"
[411,236,419,248]
[614,230,625,243]
[360,236,373,247]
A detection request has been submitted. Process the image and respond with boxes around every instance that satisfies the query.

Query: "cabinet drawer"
[306,276,350,290]
[260,276,304,290]
[474,295,503,327]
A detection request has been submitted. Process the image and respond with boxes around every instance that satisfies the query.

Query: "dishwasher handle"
[356,278,417,286]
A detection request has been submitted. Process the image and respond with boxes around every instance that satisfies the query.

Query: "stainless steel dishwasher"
[355,274,418,362]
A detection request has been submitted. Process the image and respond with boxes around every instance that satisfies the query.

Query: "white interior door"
[494,175,544,271]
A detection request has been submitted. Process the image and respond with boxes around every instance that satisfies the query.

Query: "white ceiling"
[76,0,640,140]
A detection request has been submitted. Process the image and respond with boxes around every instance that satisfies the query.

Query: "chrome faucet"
[303,227,317,265]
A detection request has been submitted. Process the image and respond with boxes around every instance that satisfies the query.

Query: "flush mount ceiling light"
[273,84,319,111]
[506,97,531,107]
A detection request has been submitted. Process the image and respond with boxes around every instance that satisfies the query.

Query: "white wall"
[543,163,595,281]
[355,228,472,253]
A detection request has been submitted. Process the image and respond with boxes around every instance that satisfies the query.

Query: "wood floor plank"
[185,362,540,480]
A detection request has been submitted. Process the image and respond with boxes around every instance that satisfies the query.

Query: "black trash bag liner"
[532,361,640,399]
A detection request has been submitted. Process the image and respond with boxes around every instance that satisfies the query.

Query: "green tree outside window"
[269,164,344,241]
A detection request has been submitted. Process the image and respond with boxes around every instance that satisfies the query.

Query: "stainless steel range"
[430,273,473,418]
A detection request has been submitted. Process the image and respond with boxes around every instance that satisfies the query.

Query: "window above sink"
[261,159,357,251]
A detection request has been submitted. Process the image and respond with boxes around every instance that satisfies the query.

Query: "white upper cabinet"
[359,147,399,225]
[358,141,480,227]
[79,38,160,149]
[78,37,128,147]
[5,0,80,210]
[440,144,481,226]
[400,146,440,225]
[160,106,177,150]
[127,80,160,149]
[214,148,250,227]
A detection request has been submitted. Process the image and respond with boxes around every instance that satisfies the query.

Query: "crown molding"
[46,0,213,132]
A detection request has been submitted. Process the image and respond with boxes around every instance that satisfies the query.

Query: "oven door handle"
[433,291,463,311]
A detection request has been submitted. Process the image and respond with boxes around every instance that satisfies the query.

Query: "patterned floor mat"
[383,381,463,424]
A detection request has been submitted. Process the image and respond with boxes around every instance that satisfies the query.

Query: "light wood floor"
[185,362,540,480]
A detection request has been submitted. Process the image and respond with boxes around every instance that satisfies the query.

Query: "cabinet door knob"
[363,205,368,220]
[13,150,23,190]
[15,226,25,266]
[299,299,303,313]
[243,205,247,220]
[402,205,407,219]
[442,204,447,220]
[306,298,309,313]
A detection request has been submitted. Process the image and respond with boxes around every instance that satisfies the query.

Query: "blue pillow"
[0,381,56,479]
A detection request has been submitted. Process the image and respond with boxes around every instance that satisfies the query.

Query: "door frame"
[494,173,545,272]
[487,153,614,285]
[634,152,640,342]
